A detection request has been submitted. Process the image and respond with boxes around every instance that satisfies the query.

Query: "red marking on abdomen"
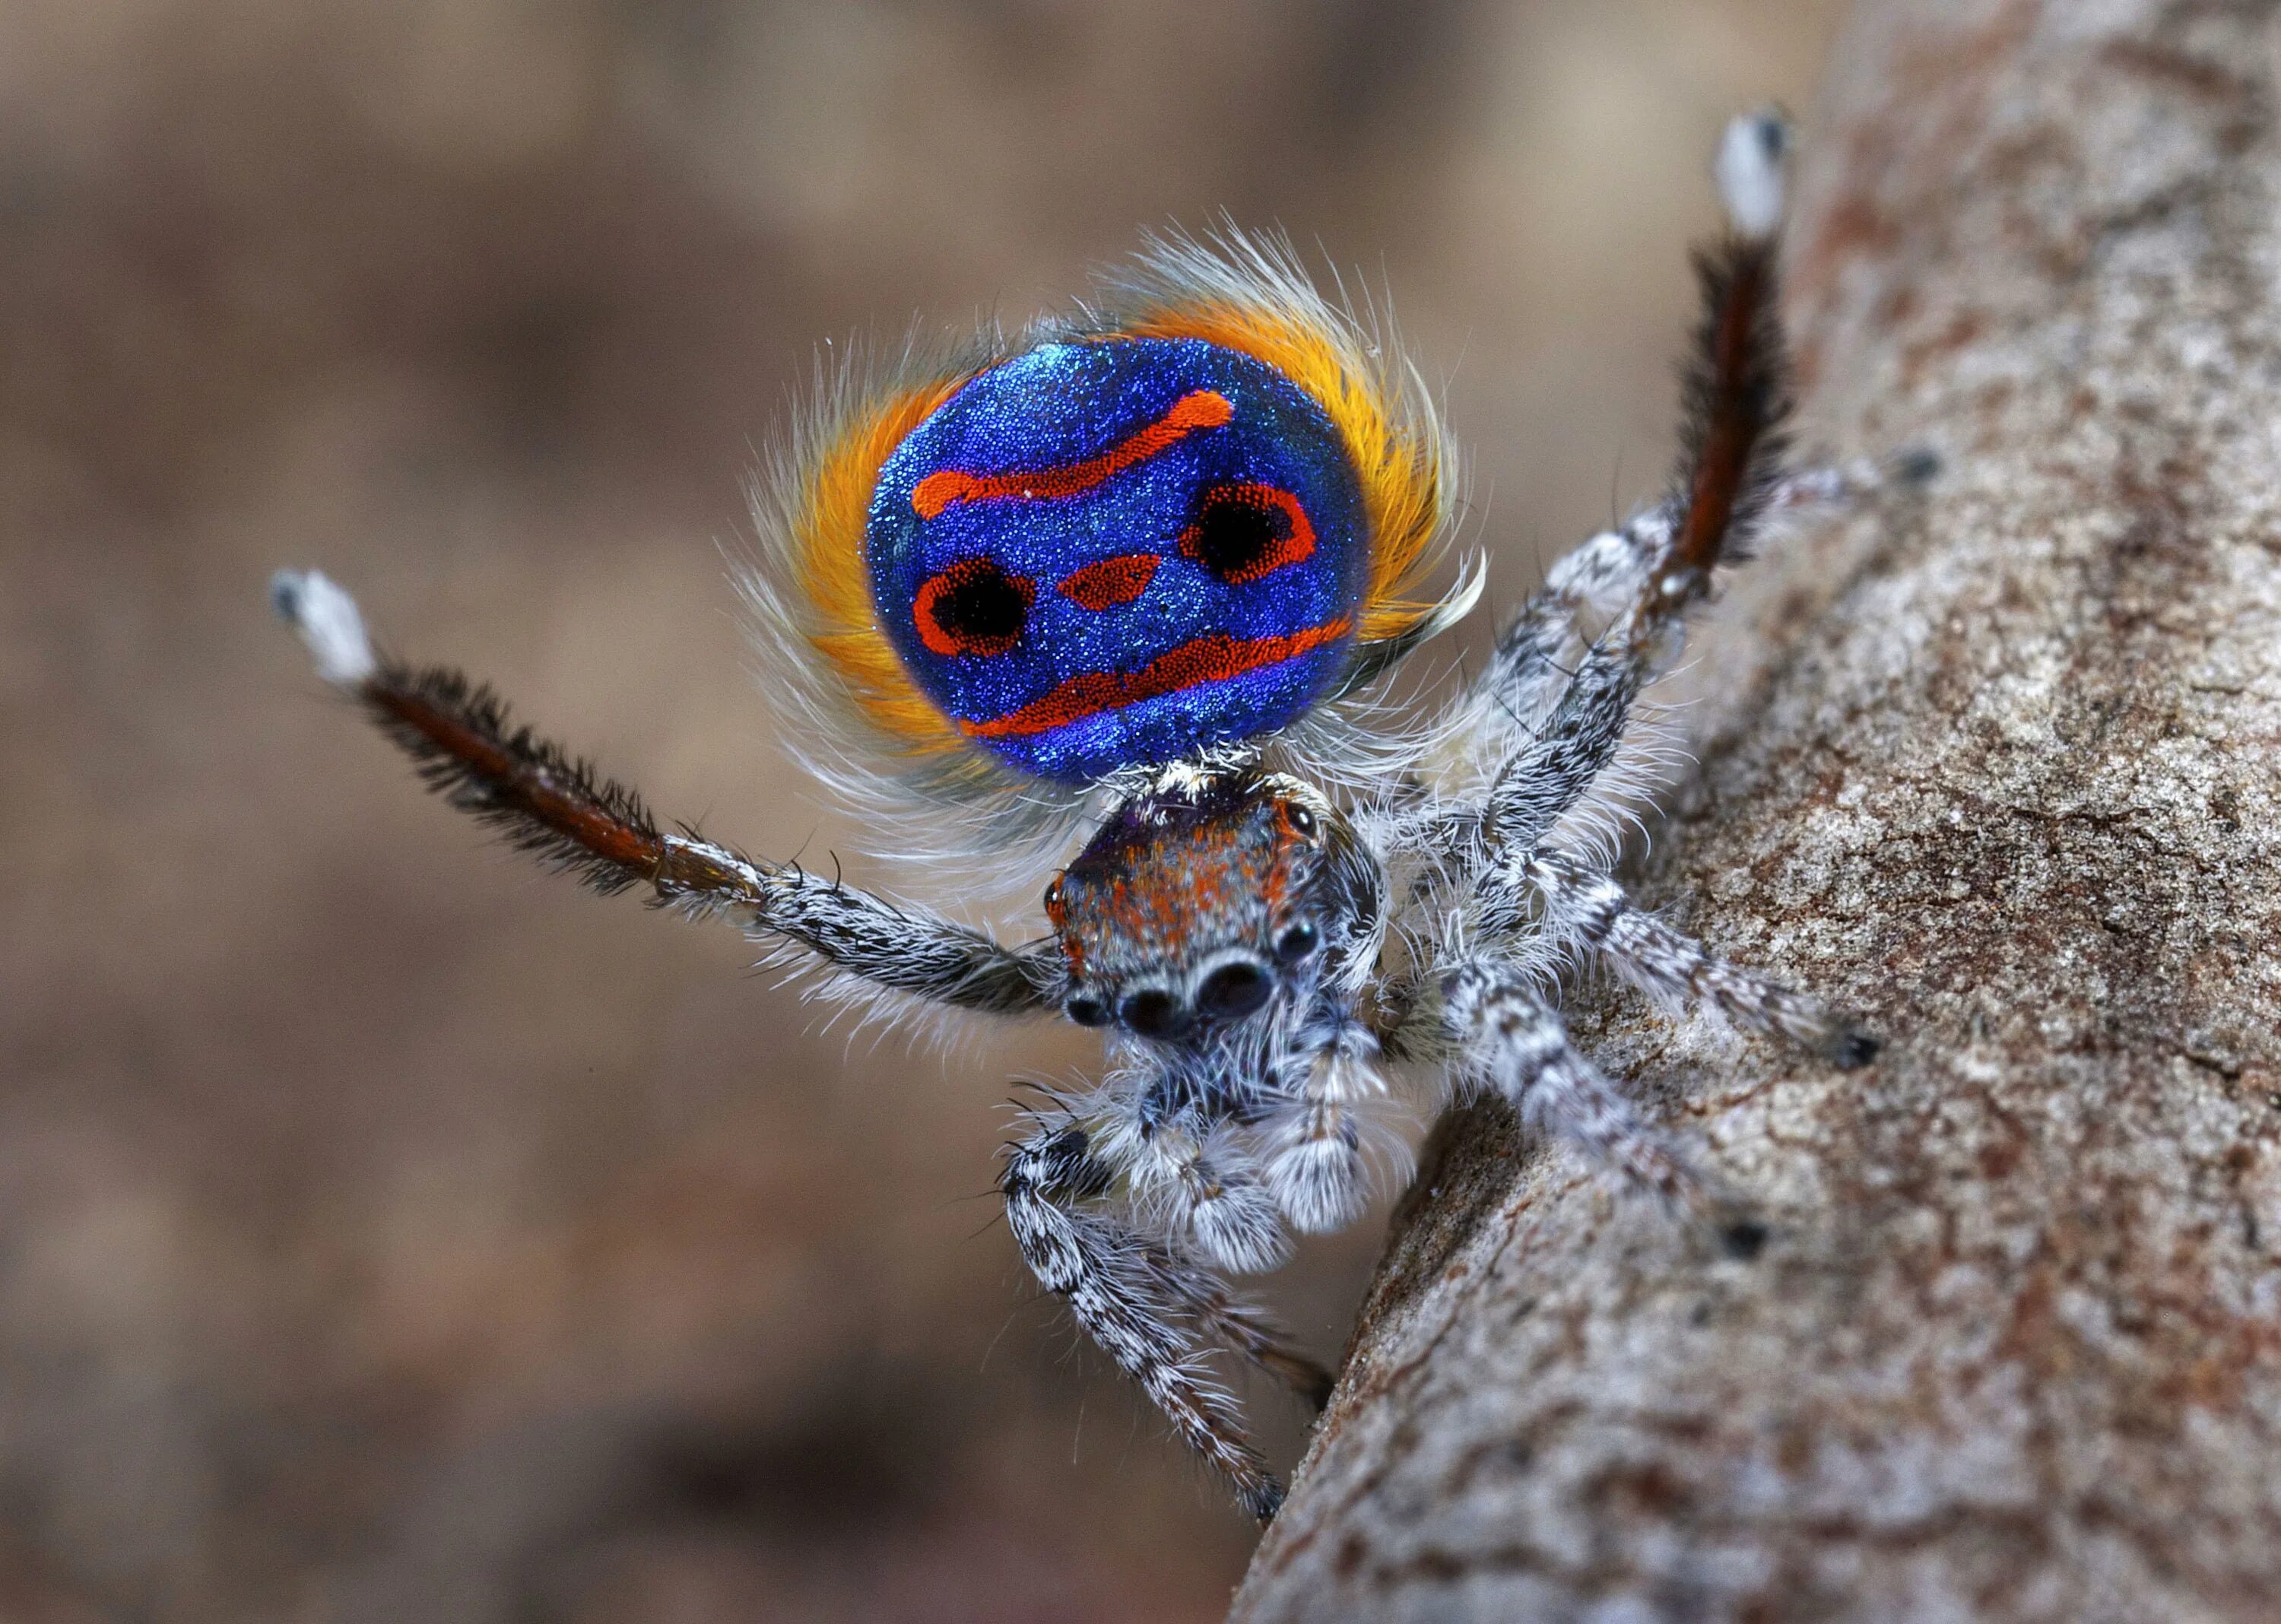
[1058,553,1160,611]
[1180,484,1315,583]
[960,617,1350,740]
[911,390,1234,520]
[913,557,1034,657]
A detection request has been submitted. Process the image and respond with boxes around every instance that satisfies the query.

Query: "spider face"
[865,337,1369,782]
[1044,769,1331,1041]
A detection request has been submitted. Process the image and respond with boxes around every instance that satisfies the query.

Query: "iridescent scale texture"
[865,337,1367,781]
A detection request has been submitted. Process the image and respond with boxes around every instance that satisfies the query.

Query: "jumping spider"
[271,112,1895,1520]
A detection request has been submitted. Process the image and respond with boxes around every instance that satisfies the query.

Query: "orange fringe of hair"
[1116,304,1445,645]
[788,292,1445,763]
[792,373,972,757]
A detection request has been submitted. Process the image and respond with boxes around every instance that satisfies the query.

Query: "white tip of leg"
[1715,109,1790,239]
[270,569,376,687]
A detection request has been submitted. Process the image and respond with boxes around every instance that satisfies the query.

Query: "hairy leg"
[271,571,1061,1015]
[1394,109,1801,890]
[1415,446,1929,877]
[1484,440,1915,712]
[1157,1258,1336,1410]
[1513,848,1878,1067]
[1431,122,1879,1077]
[1478,115,1794,860]
[1437,959,1702,1210]
[1123,1113,1293,1277]
[1001,1114,1322,1520]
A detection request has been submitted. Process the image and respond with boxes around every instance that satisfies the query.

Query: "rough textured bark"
[1235,2,2281,1618]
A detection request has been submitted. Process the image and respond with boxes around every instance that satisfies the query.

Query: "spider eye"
[1181,484,1316,585]
[1043,877,1063,911]
[915,558,1034,658]
[1195,957,1274,1022]
[1284,802,1317,838]
[1064,993,1112,1028]
[1274,919,1321,963]
[1119,987,1187,1039]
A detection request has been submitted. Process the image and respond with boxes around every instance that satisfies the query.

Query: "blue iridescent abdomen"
[864,337,1368,782]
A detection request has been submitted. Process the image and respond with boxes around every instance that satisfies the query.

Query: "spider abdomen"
[866,338,1369,780]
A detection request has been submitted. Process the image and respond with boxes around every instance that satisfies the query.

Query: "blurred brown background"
[2,2,1839,1619]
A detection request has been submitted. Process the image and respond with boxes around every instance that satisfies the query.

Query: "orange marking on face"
[959,617,1350,741]
[1045,877,1085,977]
[1058,553,1161,611]
[910,390,1234,520]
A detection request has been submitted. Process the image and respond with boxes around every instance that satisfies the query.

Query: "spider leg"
[1451,442,1932,827]
[271,570,1061,1015]
[1464,515,1670,734]
[1464,449,1920,741]
[1157,1255,1336,1410]
[1001,1114,1304,1520]
[1436,959,1702,1211]
[1512,848,1879,1068]
[1397,113,1805,880]
[1479,119,1794,860]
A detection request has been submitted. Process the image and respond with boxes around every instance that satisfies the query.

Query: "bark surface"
[1235,2,2281,1618]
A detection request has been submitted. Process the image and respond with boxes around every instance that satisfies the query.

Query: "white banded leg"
[1438,960,1702,1210]
[1524,848,1879,1067]
[1001,1118,1302,1519]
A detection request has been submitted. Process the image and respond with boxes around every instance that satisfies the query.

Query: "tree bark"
[1234,2,2281,1619]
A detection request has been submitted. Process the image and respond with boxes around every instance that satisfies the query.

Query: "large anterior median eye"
[1181,484,1316,585]
[913,557,1035,657]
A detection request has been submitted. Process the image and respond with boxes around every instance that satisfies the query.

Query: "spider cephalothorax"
[272,111,1905,1521]
[1045,767,1350,1038]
